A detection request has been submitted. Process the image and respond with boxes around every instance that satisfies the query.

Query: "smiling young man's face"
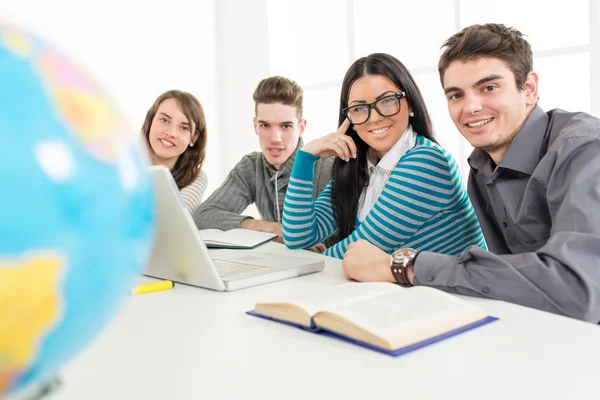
[254,103,306,169]
[442,57,538,162]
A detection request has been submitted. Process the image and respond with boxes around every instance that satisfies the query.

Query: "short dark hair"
[253,76,303,120]
[438,23,533,90]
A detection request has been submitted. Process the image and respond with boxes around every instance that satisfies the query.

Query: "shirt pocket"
[508,217,550,252]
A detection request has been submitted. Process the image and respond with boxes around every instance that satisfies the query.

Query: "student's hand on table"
[302,118,357,162]
[342,240,395,283]
[271,236,324,252]
[240,219,282,235]
[272,235,284,244]
[307,243,326,253]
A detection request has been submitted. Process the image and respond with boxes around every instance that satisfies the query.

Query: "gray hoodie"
[193,144,334,231]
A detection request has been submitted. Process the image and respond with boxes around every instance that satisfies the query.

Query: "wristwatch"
[390,248,418,287]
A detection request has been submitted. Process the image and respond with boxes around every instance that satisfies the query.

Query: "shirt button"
[426,275,435,282]
[502,222,508,228]
[482,287,491,294]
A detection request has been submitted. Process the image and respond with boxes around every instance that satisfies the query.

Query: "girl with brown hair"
[142,90,208,213]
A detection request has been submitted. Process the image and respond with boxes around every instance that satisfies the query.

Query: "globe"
[0,22,155,398]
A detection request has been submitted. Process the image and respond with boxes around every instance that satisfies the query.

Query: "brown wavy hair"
[142,90,207,189]
[438,23,533,90]
[253,76,303,120]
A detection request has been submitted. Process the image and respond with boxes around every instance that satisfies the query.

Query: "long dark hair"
[332,53,436,240]
[142,90,207,189]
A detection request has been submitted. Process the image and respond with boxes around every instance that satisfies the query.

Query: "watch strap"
[390,252,416,287]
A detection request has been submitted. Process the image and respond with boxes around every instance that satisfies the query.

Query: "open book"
[248,282,497,356]
[198,228,278,249]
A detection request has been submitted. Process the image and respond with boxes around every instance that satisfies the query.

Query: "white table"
[47,242,600,400]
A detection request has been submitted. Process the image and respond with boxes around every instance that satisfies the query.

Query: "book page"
[283,282,401,317]
[198,229,225,241]
[325,287,487,340]
[199,228,276,246]
[217,229,277,246]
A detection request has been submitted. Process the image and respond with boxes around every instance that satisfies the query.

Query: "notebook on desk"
[199,228,278,249]
[145,166,325,291]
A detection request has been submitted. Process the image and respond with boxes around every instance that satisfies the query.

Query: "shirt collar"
[468,105,549,176]
[367,125,417,171]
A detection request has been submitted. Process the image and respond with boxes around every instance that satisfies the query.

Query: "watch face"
[392,247,417,263]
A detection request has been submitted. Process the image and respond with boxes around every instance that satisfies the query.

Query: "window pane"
[303,85,342,144]
[535,53,591,113]
[353,0,456,68]
[413,72,471,182]
[267,0,350,86]
[461,0,590,50]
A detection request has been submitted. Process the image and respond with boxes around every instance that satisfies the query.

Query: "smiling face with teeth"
[443,57,538,164]
[148,98,198,169]
[348,74,412,160]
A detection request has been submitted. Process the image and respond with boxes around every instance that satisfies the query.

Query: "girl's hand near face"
[302,119,357,162]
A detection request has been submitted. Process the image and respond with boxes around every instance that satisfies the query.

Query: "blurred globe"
[0,22,155,397]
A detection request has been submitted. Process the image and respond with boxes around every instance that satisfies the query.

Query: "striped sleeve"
[180,169,208,215]
[282,150,337,249]
[324,143,467,259]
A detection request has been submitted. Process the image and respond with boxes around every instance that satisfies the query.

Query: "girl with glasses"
[142,90,208,214]
[282,53,486,259]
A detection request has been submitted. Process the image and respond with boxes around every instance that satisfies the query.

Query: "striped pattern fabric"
[180,169,208,215]
[282,135,487,259]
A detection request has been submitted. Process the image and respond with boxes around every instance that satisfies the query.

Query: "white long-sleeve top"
[180,170,208,214]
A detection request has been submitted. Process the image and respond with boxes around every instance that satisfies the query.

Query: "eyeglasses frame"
[342,92,407,125]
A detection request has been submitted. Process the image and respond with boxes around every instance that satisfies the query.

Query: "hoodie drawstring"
[274,171,281,223]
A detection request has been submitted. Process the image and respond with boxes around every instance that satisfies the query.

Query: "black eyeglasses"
[342,92,406,125]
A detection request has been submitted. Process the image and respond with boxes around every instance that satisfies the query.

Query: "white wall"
[3,0,599,196]
[265,0,599,183]
[214,0,270,175]
[0,0,219,192]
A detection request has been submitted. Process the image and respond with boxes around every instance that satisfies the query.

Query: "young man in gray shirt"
[194,76,333,248]
[342,23,600,323]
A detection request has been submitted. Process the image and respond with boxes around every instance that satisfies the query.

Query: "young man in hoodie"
[194,76,334,249]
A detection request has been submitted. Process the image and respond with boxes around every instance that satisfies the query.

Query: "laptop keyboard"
[212,259,269,280]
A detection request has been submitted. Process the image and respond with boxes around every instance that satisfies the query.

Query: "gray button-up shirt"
[414,106,600,322]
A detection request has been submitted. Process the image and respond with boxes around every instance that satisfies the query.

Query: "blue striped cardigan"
[282,135,487,259]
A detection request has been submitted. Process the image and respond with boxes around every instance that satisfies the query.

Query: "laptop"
[145,165,325,291]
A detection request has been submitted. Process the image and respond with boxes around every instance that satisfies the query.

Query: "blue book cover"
[247,310,498,357]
